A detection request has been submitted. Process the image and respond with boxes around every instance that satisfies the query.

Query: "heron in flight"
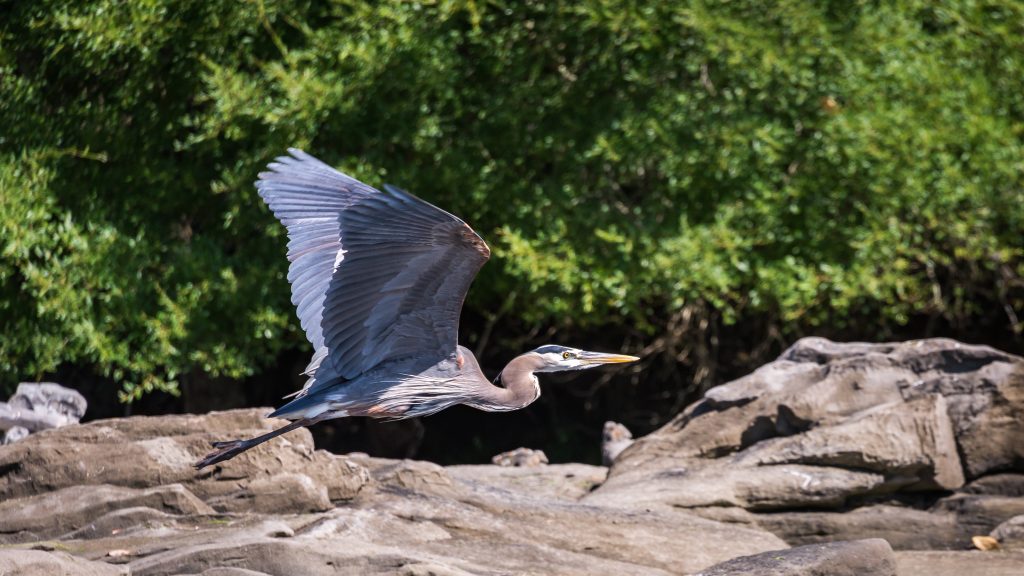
[195,150,639,469]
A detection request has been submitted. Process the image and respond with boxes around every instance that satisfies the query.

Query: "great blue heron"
[195,150,639,469]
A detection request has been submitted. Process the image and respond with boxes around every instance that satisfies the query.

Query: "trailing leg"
[193,418,313,469]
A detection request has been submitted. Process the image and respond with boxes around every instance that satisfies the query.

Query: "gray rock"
[746,505,966,551]
[694,538,897,576]
[491,446,549,467]
[931,493,1024,537]
[2,425,29,444]
[0,382,87,433]
[736,394,964,491]
[991,514,1024,549]
[0,549,128,575]
[960,473,1024,497]
[602,421,634,465]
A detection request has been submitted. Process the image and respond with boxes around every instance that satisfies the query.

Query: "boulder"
[0,382,87,434]
[589,338,1024,549]
[694,538,897,576]
[992,515,1024,549]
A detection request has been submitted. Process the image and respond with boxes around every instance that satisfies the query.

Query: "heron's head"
[529,345,639,373]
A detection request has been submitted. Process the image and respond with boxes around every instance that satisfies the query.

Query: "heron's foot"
[194,439,251,469]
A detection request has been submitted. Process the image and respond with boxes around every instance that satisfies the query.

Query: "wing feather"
[255,149,490,391]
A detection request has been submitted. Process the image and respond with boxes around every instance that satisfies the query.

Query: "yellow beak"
[579,351,641,366]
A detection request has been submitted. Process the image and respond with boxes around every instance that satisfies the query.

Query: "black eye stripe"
[535,345,566,355]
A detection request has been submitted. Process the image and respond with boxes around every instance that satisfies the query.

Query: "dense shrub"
[2,0,1022,405]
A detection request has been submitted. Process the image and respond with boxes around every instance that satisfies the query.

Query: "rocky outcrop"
[2,337,1022,575]
[588,338,1024,553]
[0,409,784,575]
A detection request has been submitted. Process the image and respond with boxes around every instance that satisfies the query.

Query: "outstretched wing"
[256,149,490,383]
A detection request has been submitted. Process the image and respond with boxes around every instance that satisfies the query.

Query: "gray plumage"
[195,149,638,469]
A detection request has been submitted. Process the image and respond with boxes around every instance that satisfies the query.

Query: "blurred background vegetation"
[2,0,1022,463]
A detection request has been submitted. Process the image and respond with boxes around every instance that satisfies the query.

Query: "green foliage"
[2,0,1022,399]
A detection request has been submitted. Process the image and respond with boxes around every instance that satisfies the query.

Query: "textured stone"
[991,514,1024,549]
[894,551,1024,576]
[0,483,212,543]
[694,538,897,576]
[0,549,127,575]
[447,462,607,501]
[737,395,964,491]
[491,446,549,467]
[594,338,1023,519]
[0,408,370,512]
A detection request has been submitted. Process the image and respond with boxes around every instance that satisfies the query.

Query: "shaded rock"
[960,473,1024,497]
[737,394,964,491]
[685,504,972,551]
[746,505,965,551]
[931,493,1024,536]
[491,446,548,467]
[0,549,127,575]
[991,514,1024,548]
[602,421,634,465]
[0,483,213,543]
[894,550,1024,576]
[694,538,896,576]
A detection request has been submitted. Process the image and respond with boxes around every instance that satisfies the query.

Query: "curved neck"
[469,353,542,411]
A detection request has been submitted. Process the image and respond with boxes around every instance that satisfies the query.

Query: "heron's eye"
[562,351,572,359]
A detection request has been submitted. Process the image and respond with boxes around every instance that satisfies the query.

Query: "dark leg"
[193,418,313,469]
